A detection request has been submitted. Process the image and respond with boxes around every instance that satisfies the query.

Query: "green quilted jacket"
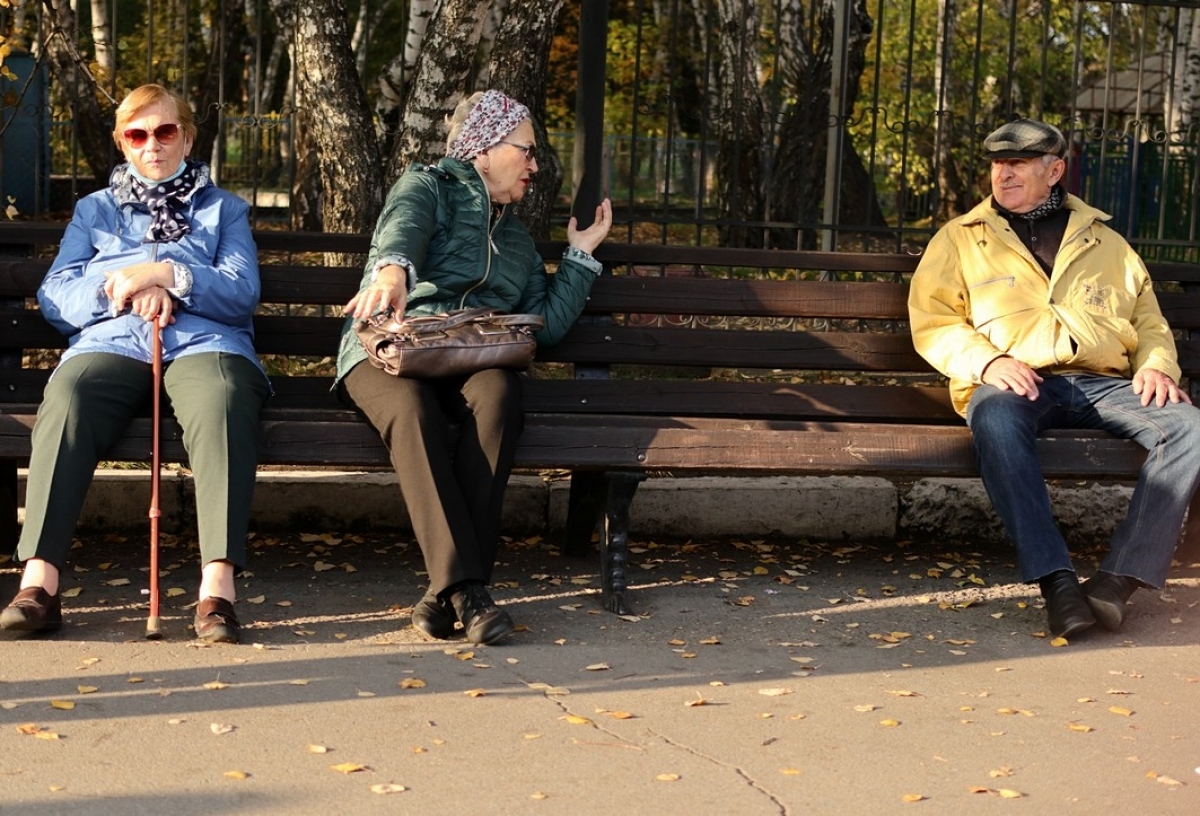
[336,158,598,382]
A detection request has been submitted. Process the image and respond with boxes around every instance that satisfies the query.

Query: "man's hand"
[980,356,1043,400]
[1132,367,1192,407]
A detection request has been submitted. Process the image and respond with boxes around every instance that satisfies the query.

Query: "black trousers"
[342,362,524,596]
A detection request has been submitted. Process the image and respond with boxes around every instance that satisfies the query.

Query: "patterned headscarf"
[446,90,530,161]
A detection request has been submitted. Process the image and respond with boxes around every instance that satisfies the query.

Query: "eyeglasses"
[122,124,181,149]
[497,140,537,162]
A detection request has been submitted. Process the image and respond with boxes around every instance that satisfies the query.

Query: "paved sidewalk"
[2,531,1198,815]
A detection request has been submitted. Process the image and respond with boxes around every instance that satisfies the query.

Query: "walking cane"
[145,322,164,640]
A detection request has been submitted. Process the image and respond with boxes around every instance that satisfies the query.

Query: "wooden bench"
[2,222,1199,615]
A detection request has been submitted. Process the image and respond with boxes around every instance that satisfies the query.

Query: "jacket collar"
[962,192,1111,229]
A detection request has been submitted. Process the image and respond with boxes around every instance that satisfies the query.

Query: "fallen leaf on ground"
[204,681,231,691]
[223,771,250,780]
[464,689,486,698]
[880,719,901,727]
[49,701,75,711]
[245,595,266,604]
[399,679,426,689]
[210,723,235,735]
[561,714,593,726]
[62,587,83,598]
[656,773,680,782]
[758,688,792,697]
[371,783,407,794]
[331,763,368,774]
[307,744,329,753]
[1067,722,1094,733]
[901,794,926,803]
[166,587,186,597]
[1108,706,1134,717]
[585,663,610,671]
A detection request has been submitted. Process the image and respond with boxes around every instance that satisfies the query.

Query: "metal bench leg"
[1179,487,1200,562]
[0,461,17,551]
[600,472,644,615]
[564,471,604,558]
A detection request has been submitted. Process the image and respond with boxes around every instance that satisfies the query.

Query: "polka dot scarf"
[446,90,530,161]
[112,160,210,243]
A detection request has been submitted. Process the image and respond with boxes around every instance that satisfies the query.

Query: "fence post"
[573,0,609,228]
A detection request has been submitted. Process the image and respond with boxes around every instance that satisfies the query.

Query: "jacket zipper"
[458,181,500,309]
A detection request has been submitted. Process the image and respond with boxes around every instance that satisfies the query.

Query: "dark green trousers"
[17,352,269,569]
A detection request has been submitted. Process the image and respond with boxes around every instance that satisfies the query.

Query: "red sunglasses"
[123,123,181,149]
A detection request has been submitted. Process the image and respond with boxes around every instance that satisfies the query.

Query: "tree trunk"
[711,0,765,248]
[770,0,885,250]
[293,0,383,245]
[487,0,567,240]
[89,0,114,79]
[386,0,486,182]
[375,0,434,161]
[39,0,115,185]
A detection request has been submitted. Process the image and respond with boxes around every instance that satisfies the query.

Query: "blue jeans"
[966,374,1200,588]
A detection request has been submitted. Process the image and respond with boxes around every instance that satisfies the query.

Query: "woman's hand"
[566,198,613,256]
[104,262,174,314]
[129,286,175,328]
[344,264,407,320]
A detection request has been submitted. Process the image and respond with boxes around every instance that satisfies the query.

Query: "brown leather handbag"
[355,306,545,378]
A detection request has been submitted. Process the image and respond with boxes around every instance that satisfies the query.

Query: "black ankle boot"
[1082,572,1139,631]
[1037,570,1095,639]
[450,583,514,645]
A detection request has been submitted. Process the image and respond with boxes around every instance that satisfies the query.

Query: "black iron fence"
[1,1,1196,261]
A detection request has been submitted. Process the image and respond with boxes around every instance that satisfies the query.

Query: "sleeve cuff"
[563,245,603,275]
[369,255,416,290]
[167,260,193,298]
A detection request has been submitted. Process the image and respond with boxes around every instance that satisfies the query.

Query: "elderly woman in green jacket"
[337,90,612,645]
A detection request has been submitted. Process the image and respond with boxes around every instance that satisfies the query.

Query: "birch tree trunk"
[1168,8,1200,132]
[386,0,488,182]
[375,0,436,160]
[89,0,114,79]
[293,0,382,242]
[487,0,566,239]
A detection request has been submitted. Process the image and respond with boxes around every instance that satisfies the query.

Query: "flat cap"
[982,119,1067,160]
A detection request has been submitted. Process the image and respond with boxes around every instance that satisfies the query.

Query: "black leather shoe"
[450,583,514,645]
[411,593,457,639]
[1038,570,1095,638]
[0,587,62,632]
[1082,572,1139,632]
[193,597,240,643]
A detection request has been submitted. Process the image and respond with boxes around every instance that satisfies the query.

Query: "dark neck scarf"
[112,160,209,243]
[1001,183,1064,222]
[993,184,1068,276]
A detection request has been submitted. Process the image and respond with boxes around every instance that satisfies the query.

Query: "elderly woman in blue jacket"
[337,90,612,645]
[0,84,270,643]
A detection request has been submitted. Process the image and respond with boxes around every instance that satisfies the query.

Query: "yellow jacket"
[908,193,1179,417]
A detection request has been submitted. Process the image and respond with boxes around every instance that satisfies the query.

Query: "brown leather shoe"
[0,587,63,632]
[193,597,240,643]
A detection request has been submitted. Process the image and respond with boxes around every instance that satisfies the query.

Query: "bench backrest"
[2,222,1199,428]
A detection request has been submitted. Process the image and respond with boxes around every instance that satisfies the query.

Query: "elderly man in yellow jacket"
[908,118,1200,639]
